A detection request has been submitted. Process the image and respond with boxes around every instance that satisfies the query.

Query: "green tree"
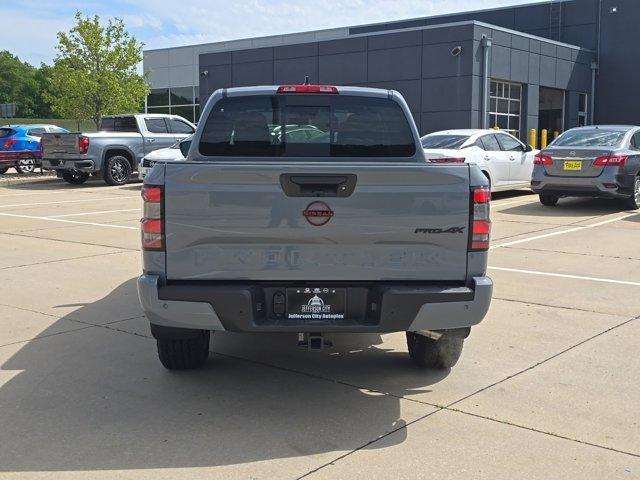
[46,13,148,128]
[0,51,41,117]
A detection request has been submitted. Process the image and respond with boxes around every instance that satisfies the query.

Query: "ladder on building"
[549,0,563,41]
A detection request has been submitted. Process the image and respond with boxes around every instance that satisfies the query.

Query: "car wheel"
[103,155,131,186]
[62,171,90,185]
[406,331,464,369]
[0,167,8,174]
[156,330,210,370]
[16,157,36,174]
[539,194,559,206]
[623,176,640,210]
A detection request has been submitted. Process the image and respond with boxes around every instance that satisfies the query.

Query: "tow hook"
[297,332,333,351]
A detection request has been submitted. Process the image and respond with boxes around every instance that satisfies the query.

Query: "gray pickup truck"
[138,84,493,371]
[41,114,195,185]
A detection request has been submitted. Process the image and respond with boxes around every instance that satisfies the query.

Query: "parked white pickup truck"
[41,114,195,185]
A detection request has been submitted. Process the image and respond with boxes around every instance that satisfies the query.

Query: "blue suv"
[0,124,69,174]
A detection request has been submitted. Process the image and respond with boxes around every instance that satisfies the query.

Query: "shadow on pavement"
[498,196,627,217]
[0,278,446,472]
[490,189,535,202]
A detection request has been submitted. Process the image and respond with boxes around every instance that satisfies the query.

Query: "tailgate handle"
[280,174,357,197]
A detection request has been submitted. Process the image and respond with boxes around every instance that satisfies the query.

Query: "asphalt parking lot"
[0,174,638,479]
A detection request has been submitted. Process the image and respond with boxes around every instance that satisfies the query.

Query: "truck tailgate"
[41,132,80,158]
[164,162,470,281]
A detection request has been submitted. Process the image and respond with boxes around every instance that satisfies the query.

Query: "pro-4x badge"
[414,227,465,234]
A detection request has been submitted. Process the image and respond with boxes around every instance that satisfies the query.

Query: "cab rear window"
[99,117,138,132]
[198,95,416,158]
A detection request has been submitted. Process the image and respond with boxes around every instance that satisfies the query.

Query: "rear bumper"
[531,167,634,198]
[42,158,95,173]
[137,274,493,333]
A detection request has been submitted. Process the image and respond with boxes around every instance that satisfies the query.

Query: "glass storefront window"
[147,89,169,107]
[489,80,522,138]
[170,105,195,123]
[170,87,194,106]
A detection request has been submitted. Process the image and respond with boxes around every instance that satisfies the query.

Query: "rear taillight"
[470,187,491,251]
[3,138,17,149]
[79,136,90,155]
[593,154,627,167]
[276,84,339,94]
[533,153,553,165]
[427,157,466,163]
[141,185,164,251]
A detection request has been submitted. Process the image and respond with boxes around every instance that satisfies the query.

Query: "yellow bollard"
[529,128,537,149]
[553,130,560,139]
[541,129,548,149]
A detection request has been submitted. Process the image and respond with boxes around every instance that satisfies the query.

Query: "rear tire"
[62,171,89,185]
[103,155,131,186]
[539,194,559,206]
[622,176,640,210]
[157,330,210,370]
[406,332,464,369]
[16,157,36,174]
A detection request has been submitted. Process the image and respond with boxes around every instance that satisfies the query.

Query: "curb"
[0,173,59,187]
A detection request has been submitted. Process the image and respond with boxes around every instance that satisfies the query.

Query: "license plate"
[563,160,582,171]
[286,288,346,321]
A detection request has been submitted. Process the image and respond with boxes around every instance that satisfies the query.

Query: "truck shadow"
[0,278,447,473]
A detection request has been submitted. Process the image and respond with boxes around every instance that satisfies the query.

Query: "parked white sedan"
[421,129,538,191]
[138,135,192,180]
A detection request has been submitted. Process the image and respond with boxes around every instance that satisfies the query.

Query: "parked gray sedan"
[531,125,640,209]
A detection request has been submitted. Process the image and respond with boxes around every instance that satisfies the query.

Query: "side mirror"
[525,144,533,152]
[179,140,192,157]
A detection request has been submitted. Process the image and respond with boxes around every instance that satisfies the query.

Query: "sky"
[1,0,534,66]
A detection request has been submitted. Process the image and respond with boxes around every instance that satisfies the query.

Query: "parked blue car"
[0,124,69,174]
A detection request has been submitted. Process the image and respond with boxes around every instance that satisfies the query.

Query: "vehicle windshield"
[198,94,416,159]
[551,129,626,147]
[420,134,469,149]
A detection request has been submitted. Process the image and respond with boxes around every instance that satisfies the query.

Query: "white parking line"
[0,212,138,230]
[489,266,640,287]
[0,191,69,198]
[0,196,139,209]
[49,208,140,218]
[491,212,638,249]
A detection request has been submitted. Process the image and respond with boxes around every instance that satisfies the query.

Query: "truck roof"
[220,85,395,99]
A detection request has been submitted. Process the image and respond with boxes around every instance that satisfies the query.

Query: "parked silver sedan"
[531,125,640,209]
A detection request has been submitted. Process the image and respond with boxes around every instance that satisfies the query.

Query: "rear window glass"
[0,128,15,138]
[420,135,469,149]
[552,129,626,147]
[198,94,416,158]
[99,117,138,132]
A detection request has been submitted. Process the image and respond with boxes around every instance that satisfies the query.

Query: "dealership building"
[142,0,637,141]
